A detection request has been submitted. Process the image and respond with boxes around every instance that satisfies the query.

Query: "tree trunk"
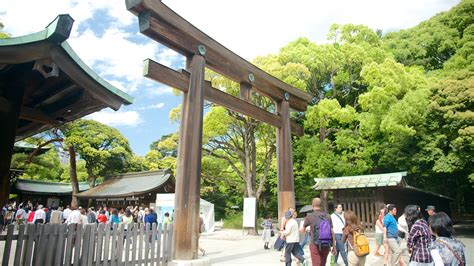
[86,166,97,207]
[69,146,79,208]
[320,190,329,212]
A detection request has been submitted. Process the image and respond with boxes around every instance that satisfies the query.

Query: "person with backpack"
[331,204,348,266]
[428,212,465,266]
[300,197,334,266]
[280,210,307,266]
[342,210,369,266]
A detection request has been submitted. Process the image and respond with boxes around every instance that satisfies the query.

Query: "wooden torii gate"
[126,0,313,261]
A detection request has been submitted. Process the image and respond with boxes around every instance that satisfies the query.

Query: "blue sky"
[1,0,460,155]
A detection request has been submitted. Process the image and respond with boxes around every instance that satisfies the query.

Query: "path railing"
[1,222,173,266]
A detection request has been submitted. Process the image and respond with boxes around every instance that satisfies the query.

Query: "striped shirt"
[407,219,432,263]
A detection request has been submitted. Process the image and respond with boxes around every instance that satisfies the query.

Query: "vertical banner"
[243,197,256,228]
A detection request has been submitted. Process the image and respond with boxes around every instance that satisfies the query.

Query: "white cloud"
[136,103,165,110]
[86,109,142,127]
[162,0,460,59]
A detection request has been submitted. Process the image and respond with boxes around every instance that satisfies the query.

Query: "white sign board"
[243,197,256,228]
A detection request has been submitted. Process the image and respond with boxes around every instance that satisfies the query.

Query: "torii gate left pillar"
[172,55,206,260]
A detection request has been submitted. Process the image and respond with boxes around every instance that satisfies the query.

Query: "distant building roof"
[313,171,452,200]
[13,141,51,155]
[313,172,408,190]
[76,169,173,199]
[13,179,89,195]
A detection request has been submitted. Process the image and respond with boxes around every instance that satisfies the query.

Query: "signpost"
[243,197,256,228]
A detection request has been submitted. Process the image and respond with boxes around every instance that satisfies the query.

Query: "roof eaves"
[0,14,73,47]
[59,42,134,105]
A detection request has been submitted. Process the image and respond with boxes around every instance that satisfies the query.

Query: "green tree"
[63,119,134,188]
[383,0,474,70]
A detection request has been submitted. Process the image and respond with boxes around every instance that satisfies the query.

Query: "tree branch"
[27,138,63,163]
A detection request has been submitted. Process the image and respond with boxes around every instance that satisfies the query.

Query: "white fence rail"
[1,223,173,266]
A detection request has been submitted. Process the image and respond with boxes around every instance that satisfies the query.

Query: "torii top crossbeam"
[126,0,313,112]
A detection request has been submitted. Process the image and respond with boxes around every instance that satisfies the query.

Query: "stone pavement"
[199,229,473,265]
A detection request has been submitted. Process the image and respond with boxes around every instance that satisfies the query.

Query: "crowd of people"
[265,198,466,266]
[0,201,174,230]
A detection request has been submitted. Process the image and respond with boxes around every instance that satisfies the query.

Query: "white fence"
[1,222,173,266]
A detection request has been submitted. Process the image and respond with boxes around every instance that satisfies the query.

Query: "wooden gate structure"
[125,0,313,260]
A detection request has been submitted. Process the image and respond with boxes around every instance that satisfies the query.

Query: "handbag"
[270,230,275,237]
[274,237,286,251]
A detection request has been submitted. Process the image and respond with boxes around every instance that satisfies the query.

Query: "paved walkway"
[200,229,473,265]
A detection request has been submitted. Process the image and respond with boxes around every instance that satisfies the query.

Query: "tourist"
[97,210,108,224]
[300,197,334,266]
[429,212,466,265]
[261,214,273,250]
[26,207,35,224]
[374,207,388,256]
[279,207,295,262]
[33,205,46,224]
[4,207,14,226]
[299,212,310,250]
[342,210,366,266]
[398,207,410,265]
[425,206,436,217]
[122,209,133,230]
[87,207,97,223]
[62,205,71,223]
[15,207,28,226]
[144,208,157,225]
[79,209,87,224]
[199,213,206,256]
[406,205,432,265]
[163,212,172,225]
[66,206,81,224]
[50,206,63,224]
[331,204,348,266]
[110,209,120,225]
[384,204,402,266]
[137,207,145,224]
[281,210,306,266]
[44,207,51,223]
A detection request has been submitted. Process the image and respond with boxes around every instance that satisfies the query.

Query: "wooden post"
[276,98,295,220]
[240,82,252,102]
[0,85,25,207]
[172,54,205,260]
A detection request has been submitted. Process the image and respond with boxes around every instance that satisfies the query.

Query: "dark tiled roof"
[76,169,173,198]
[14,179,89,195]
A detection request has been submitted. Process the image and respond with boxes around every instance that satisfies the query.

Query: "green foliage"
[11,149,64,181]
[383,0,474,70]
[223,212,243,229]
[63,119,134,185]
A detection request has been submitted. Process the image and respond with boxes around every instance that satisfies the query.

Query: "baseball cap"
[425,205,435,211]
[284,211,292,219]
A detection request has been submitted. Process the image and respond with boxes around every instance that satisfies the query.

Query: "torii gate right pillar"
[276,97,296,221]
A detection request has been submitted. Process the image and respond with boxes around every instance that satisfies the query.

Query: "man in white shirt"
[33,205,46,224]
[66,207,82,224]
[62,205,71,223]
[331,204,348,266]
[280,211,307,266]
